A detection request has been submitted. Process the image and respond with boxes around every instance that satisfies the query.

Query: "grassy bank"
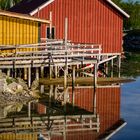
[121,52,140,77]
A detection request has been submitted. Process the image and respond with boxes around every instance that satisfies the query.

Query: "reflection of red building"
[68,85,121,135]
[36,85,123,140]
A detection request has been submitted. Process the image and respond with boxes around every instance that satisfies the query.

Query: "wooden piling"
[111,59,114,77]
[49,64,53,80]
[7,69,10,77]
[72,65,75,106]
[28,67,31,88]
[24,68,28,80]
[118,55,121,78]
[40,85,44,94]
[40,66,44,78]
[36,68,39,80]
[12,61,16,78]
[54,66,57,78]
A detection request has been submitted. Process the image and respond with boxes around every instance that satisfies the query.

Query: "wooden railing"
[0,43,102,68]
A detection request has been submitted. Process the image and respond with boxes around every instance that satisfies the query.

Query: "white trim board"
[106,0,130,18]
[30,0,54,16]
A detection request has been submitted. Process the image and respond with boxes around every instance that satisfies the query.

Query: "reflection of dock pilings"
[0,84,127,140]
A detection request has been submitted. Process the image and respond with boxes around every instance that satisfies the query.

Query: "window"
[47,27,55,39]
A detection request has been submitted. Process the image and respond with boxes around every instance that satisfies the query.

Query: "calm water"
[111,77,140,140]
[0,77,140,140]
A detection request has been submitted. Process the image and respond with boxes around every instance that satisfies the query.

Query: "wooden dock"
[0,41,121,88]
[39,77,133,85]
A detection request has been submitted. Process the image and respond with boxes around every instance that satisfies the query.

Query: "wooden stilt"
[105,56,109,77]
[40,85,44,94]
[36,68,39,80]
[76,64,79,77]
[49,65,52,80]
[72,65,75,106]
[7,69,10,77]
[40,66,44,78]
[28,67,31,88]
[24,68,28,80]
[118,55,121,78]
[54,66,57,78]
[12,61,16,78]
[111,59,114,77]
[19,68,22,78]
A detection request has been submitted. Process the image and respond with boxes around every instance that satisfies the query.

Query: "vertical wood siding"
[0,15,39,53]
[0,133,37,140]
[34,0,123,53]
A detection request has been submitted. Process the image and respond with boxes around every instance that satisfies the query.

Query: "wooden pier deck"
[0,40,122,87]
[39,77,133,85]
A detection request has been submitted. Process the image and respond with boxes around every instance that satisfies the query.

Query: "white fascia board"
[107,0,130,18]
[30,0,54,16]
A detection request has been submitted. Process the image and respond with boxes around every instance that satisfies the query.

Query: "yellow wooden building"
[0,10,50,53]
[0,133,38,140]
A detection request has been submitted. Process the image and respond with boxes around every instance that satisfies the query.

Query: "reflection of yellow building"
[0,10,50,53]
[0,133,37,140]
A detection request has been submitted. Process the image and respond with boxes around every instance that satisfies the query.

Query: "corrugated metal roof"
[0,10,51,24]
[8,0,129,18]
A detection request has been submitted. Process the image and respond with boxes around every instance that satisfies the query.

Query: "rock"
[8,82,23,94]
[0,79,7,92]
[0,72,40,118]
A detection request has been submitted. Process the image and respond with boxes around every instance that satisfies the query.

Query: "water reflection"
[0,84,126,140]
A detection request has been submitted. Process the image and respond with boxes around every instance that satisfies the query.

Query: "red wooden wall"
[34,0,123,53]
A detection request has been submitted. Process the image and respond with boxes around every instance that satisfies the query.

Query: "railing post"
[94,63,97,87]
[98,45,102,62]
[49,11,52,39]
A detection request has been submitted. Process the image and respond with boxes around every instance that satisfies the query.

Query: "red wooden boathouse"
[9,0,129,53]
